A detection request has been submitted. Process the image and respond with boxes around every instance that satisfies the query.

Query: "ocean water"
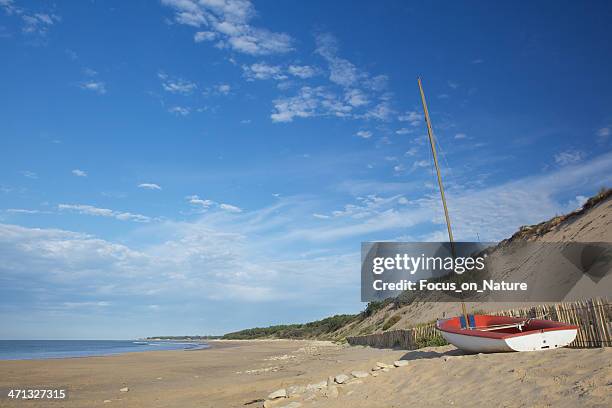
[0,340,209,360]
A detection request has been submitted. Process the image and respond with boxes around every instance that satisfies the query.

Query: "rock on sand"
[268,389,287,399]
[334,374,350,384]
[351,370,369,378]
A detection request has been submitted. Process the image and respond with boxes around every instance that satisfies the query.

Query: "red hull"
[437,315,578,340]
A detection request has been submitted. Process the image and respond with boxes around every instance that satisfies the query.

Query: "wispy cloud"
[287,65,317,79]
[360,101,393,121]
[554,150,585,166]
[266,32,392,124]
[242,62,286,81]
[58,204,151,223]
[187,195,213,208]
[20,170,37,179]
[219,203,242,213]
[72,169,87,177]
[396,128,412,135]
[398,110,423,126]
[0,0,60,36]
[158,72,197,94]
[138,183,162,190]
[344,89,368,107]
[216,83,231,95]
[0,219,353,310]
[6,208,43,214]
[162,0,293,55]
[596,126,610,144]
[186,195,241,213]
[355,130,372,139]
[315,32,360,87]
[270,86,324,122]
[194,30,216,42]
[79,81,107,94]
[63,301,110,309]
[168,106,190,116]
[287,152,612,242]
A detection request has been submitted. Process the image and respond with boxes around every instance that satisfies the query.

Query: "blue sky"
[1,0,611,339]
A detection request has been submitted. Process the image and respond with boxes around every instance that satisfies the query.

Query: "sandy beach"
[0,340,610,408]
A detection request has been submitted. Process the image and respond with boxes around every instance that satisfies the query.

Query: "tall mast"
[417,77,470,328]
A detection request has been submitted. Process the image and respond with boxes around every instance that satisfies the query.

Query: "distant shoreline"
[0,339,211,361]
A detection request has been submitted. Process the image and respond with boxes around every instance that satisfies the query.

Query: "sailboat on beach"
[416,78,578,352]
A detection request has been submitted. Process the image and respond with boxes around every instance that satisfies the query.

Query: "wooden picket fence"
[346,297,611,350]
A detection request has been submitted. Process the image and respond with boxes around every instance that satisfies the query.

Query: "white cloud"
[217,83,231,94]
[344,89,368,107]
[270,86,358,122]
[315,32,360,87]
[194,30,216,42]
[242,62,286,81]
[398,110,423,126]
[58,204,151,223]
[411,160,430,171]
[72,169,87,177]
[158,72,197,94]
[186,196,241,213]
[79,81,107,94]
[355,130,372,139]
[554,150,585,166]
[287,65,316,79]
[83,68,97,77]
[447,80,459,89]
[454,133,467,140]
[187,195,214,208]
[0,1,60,35]
[65,49,78,60]
[168,106,190,116]
[312,213,330,219]
[405,147,418,156]
[314,32,389,110]
[6,208,42,214]
[596,127,610,137]
[361,101,393,121]
[270,86,322,122]
[0,218,356,310]
[573,195,588,209]
[21,170,37,179]
[220,203,242,213]
[596,127,610,144]
[63,301,110,309]
[162,0,293,55]
[138,183,162,190]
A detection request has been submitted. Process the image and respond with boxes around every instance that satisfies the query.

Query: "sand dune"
[333,193,612,338]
